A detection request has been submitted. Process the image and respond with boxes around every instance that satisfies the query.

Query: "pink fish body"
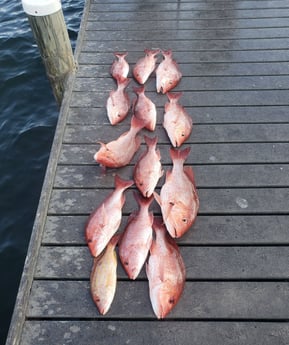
[146,218,186,319]
[133,86,157,131]
[154,147,199,238]
[163,92,193,147]
[156,50,182,94]
[133,49,160,84]
[110,52,129,81]
[85,175,134,257]
[134,136,163,198]
[90,234,119,315]
[94,116,144,168]
[106,77,131,125]
[119,193,154,280]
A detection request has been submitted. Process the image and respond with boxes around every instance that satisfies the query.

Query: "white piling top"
[22,0,61,16]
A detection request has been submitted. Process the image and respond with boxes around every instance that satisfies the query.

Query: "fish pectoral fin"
[153,192,162,207]
[99,204,108,227]
[184,166,196,187]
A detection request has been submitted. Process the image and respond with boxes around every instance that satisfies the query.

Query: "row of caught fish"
[86,146,199,318]
[111,49,182,92]
[106,49,192,148]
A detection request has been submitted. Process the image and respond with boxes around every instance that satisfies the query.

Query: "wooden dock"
[6,0,289,344]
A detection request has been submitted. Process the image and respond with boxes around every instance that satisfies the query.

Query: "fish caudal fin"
[170,147,191,162]
[167,92,183,102]
[114,175,134,190]
[131,114,146,131]
[144,135,158,148]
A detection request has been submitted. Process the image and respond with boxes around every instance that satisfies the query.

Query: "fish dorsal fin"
[114,175,134,190]
[167,92,183,103]
[184,166,196,187]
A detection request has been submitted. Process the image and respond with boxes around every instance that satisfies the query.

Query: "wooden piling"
[22,0,76,105]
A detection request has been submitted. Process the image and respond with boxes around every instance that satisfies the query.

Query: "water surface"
[0,1,84,343]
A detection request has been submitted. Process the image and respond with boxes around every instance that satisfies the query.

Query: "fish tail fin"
[144,135,158,148]
[114,52,128,59]
[131,115,146,131]
[161,49,172,58]
[145,48,161,56]
[167,91,183,102]
[133,85,145,95]
[114,175,134,190]
[170,147,191,163]
[116,76,131,87]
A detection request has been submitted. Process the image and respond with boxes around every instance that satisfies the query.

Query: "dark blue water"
[0,1,84,343]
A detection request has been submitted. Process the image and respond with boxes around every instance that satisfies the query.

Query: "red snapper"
[156,50,182,94]
[134,136,163,198]
[163,92,193,147]
[119,192,154,280]
[94,116,145,168]
[154,147,199,238]
[85,175,134,257]
[106,77,131,125]
[146,218,186,319]
[133,48,160,84]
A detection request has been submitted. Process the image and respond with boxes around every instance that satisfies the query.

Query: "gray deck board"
[35,246,289,279]
[6,0,289,344]
[43,214,289,245]
[63,124,289,143]
[20,321,289,345]
[26,281,289,319]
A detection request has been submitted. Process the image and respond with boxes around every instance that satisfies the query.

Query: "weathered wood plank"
[59,143,289,165]
[86,17,289,30]
[80,46,289,61]
[85,28,289,41]
[68,105,289,124]
[70,90,289,107]
[73,75,289,92]
[83,38,289,53]
[89,8,289,20]
[63,124,289,144]
[48,188,289,215]
[54,164,289,188]
[27,280,289,319]
[77,62,289,78]
[35,246,289,280]
[42,214,289,245]
[90,1,289,12]
[21,320,289,345]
